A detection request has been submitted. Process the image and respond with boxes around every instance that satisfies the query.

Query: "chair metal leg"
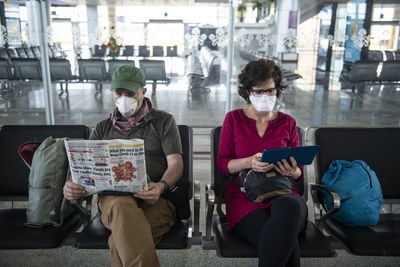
[202,184,216,250]
[192,180,202,245]
[152,81,157,95]
[65,82,69,95]
[58,82,65,96]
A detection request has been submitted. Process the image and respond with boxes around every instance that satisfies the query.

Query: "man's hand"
[134,182,164,204]
[63,177,86,200]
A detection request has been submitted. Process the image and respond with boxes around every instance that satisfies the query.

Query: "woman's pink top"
[217,109,303,230]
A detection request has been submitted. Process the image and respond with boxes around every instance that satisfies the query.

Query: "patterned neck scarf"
[110,97,153,132]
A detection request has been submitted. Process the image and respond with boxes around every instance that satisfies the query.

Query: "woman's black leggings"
[233,194,307,267]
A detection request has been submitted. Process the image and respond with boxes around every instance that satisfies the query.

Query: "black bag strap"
[216,183,226,218]
[216,171,246,218]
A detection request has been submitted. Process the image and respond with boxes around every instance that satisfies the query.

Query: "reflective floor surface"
[0,62,399,266]
[0,77,399,129]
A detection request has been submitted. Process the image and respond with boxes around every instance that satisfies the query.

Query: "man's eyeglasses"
[250,88,276,95]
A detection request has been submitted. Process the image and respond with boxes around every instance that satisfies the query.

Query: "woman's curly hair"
[238,59,286,104]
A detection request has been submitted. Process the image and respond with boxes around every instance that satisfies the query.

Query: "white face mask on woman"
[249,95,277,112]
[114,95,141,117]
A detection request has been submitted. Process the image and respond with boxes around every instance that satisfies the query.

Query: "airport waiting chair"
[107,48,120,58]
[12,58,42,81]
[139,59,169,95]
[6,48,18,59]
[15,48,28,58]
[152,46,164,57]
[348,60,380,83]
[310,127,400,256]
[394,51,400,60]
[78,59,108,95]
[138,46,150,58]
[24,47,35,58]
[379,60,400,82]
[121,45,134,57]
[0,49,8,59]
[0,58,14,91]
[107,59,135,79]
[0,59,13,78]
[203,126,336,258]
[166,46,178,57]
[0,48,8,59]
[74,125,200,250]
[49,58,77,96]
[48,45,57,58]
[0,125,91,249]
[367,50,383,61]
[92,45,107,58]
[384,51,395,61]
[30,46,41,58]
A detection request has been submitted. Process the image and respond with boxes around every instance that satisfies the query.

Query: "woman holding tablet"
[217,59,307,267]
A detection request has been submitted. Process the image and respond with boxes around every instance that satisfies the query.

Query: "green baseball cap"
[110,65,146,92]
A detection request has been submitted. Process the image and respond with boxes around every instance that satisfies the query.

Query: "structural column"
[26,0,40,46]
[274,0,299,56]
[87,5,99,50]
[226,0,234,113]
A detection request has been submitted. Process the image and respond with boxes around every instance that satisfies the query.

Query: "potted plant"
[252,1,263,23]
[103,26,122,57]
[237,2,247,23]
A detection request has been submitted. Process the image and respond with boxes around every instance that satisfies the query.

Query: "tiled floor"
[0,58,399,266]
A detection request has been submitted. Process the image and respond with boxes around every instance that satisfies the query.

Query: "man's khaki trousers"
[98,195,176,267]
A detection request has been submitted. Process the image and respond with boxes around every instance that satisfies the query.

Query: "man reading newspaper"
[63,65,183,267]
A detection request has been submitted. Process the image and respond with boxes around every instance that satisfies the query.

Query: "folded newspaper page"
[64,139,148,195]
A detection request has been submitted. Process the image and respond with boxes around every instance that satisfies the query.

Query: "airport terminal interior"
[0,0,400,266]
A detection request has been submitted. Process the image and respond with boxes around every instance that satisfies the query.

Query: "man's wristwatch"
[160,180,169,193]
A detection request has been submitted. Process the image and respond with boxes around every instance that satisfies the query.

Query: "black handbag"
[162,178,191,220]
[234,169,294,203]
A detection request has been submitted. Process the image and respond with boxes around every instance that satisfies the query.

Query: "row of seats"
[0,58,169,95]
[186,46,220,92]
[92,44,178,58]
[367,50,400,61]
[0,45,65,60]
[239,48,302,82]
[340,60,400,89]
[0,125,399,259]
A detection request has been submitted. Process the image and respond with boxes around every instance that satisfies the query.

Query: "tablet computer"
[260,145,320,165]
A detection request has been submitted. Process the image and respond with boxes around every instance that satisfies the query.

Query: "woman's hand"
[250,152,275,172]
[63,176,86,200]
[274,157,301,179]
[134,182,164,204]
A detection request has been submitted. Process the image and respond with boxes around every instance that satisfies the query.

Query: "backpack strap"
[216,173,241,218]
[216,183,226,218]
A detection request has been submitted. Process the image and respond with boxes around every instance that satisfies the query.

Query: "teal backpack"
[322,160,383,227]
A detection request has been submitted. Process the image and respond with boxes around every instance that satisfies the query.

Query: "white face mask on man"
[114,95,141,118]
[249,95,277,112]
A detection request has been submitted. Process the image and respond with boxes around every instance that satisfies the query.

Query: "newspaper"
[64,139,147,195]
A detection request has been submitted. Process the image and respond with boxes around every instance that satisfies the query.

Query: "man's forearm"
[160,161,183,187]
[160,154,183,188]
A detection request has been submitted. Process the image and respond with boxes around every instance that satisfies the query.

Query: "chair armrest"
[70,195,93,226]
[310,183,341,226]
[192,180,202,244]
[204,183,215,242]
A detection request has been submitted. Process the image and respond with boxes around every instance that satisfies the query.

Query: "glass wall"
[370,4,400,51]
